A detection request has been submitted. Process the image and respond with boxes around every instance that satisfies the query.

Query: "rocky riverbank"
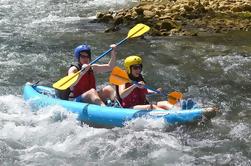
[93,0,251,36]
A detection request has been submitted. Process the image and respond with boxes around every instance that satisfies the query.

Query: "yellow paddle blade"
[127,23,150,38]
[53,24,149,90]
[109,66,130,85]
[52,71,80,90]
[168,91,183,105]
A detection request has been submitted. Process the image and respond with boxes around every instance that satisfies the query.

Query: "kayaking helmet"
[74,44,91,61]
[124,55,142,74]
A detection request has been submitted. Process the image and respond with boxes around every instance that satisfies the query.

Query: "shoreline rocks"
[92,0,251,36]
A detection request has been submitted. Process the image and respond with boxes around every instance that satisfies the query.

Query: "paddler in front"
[110,55,199,110]
[56,44,117,106]
[115,55,171,110]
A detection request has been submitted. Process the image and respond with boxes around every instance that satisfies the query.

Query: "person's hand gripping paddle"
[109,66,183,104]
[53,23,150,90]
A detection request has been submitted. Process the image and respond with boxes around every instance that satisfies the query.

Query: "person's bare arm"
[93,44,117,74]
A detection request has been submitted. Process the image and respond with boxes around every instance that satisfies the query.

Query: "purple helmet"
[74,44,91,60]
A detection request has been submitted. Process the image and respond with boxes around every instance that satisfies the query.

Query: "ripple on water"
[1,0,251,164]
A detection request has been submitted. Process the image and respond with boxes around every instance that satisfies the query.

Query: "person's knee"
[102,86,115,99]
[103,85,114,93]
[88,88,98,95]
[82,88,98,99]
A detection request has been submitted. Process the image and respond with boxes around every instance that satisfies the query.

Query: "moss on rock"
[93,0,251,36]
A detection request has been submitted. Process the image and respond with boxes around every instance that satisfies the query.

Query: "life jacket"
[116,73,149,108]
[55,63,96,100]
[71,63,96,97]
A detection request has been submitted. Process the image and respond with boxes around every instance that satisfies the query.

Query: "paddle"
[53,23,150,90]
[109,66,183,104]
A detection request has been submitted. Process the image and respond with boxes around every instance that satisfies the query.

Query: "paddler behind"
[56,44,117,106]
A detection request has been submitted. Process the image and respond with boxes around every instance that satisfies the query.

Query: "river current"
[0,0,250,165]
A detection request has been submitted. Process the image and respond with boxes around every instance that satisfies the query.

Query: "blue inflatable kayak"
[23,83,217,128]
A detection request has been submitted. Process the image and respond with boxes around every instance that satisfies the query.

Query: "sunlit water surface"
[0,0,250,165]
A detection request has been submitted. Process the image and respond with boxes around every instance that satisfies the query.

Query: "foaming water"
[0,95,187,165]
[0,95,104,165]
[0,0,251,165]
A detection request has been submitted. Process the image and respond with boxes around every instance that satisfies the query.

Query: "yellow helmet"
[124,55,142,74]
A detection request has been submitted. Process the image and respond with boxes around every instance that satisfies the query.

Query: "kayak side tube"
[23,83,217,128]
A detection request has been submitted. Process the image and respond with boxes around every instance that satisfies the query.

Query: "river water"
[0,0,250,165]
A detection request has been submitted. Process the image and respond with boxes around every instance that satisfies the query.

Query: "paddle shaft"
[84,38,127,70]
[110,66,183,103]
[80,26,145,72]
[53,23,149,90]
[133,81,166,97]
[58,37,133,87]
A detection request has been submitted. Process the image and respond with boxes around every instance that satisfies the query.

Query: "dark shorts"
[68,95,83,102]
[73,95,83,102]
